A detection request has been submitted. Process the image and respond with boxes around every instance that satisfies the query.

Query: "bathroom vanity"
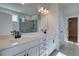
[0,33,57,56]
[0,3,59,56]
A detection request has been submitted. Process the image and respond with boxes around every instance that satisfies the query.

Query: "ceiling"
[60,3,79,16]
[0,3,39,16]
[1,3,78,16]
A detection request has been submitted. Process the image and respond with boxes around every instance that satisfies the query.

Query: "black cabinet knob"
[27,53,29,56]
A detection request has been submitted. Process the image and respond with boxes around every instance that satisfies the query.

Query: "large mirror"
[0,3,42,36]
[12,14,40,33]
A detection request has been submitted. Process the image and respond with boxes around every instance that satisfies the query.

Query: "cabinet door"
[28,46,39,56]
[16,52,26,56]
[16,50,29,56]
[15,46,39,56]
[47,36,56,55]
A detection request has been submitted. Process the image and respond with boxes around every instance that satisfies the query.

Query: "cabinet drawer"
[40,47,47,55]
[40,38,47,44]
[40,50,49,56]
[40,43,47,47]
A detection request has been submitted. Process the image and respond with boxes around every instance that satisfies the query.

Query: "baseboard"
[65,41,79,46]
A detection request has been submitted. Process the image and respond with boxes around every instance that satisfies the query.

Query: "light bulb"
[38,9,41,12]
[40,7,43,11]
[46,10,49,14]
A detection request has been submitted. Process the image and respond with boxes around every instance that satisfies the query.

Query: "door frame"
[68,17,78,43]
[66,15,79,44]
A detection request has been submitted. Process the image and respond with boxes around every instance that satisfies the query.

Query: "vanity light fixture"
[38,7,48,15]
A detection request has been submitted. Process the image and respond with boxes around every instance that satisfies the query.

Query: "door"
[68,17,78,43]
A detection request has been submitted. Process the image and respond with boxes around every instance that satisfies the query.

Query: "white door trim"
[66,16,79,44]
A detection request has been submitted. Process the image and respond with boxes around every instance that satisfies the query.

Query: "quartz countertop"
[0,32,54,51]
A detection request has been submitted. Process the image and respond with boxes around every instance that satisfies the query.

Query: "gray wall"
[0,12,12,36]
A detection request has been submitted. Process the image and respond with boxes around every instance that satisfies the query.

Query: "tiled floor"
[49,49,59,56]
[50,49,66,56]
[60,43,79,56]
[50,42,79,56]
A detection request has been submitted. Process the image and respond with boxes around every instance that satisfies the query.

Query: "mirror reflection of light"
[22,18,25,22]
[12,15,18,22]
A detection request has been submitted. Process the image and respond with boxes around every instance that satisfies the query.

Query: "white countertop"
[0,32,54,51]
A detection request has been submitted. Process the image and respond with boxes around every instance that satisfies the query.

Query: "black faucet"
[11,30,21,39]
[41,29,47,34]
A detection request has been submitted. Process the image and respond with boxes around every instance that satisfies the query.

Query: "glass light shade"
[38,9,41,12]
[38,7,48,15]
[46,10,49,14]
[44,8,47,13]
[40,7,43,11]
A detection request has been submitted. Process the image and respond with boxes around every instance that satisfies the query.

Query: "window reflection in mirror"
[19,17,37,33]
[11,14,41,33]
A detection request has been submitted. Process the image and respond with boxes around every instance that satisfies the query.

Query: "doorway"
[68,17,78,43]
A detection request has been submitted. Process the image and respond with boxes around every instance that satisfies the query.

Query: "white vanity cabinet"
[40,36,56,56]
[16,46,39,56]
[0,35,57,56]
[15,40,39,56]
[0,39,39,56]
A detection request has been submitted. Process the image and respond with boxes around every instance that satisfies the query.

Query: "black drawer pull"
[24,54,26,56]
